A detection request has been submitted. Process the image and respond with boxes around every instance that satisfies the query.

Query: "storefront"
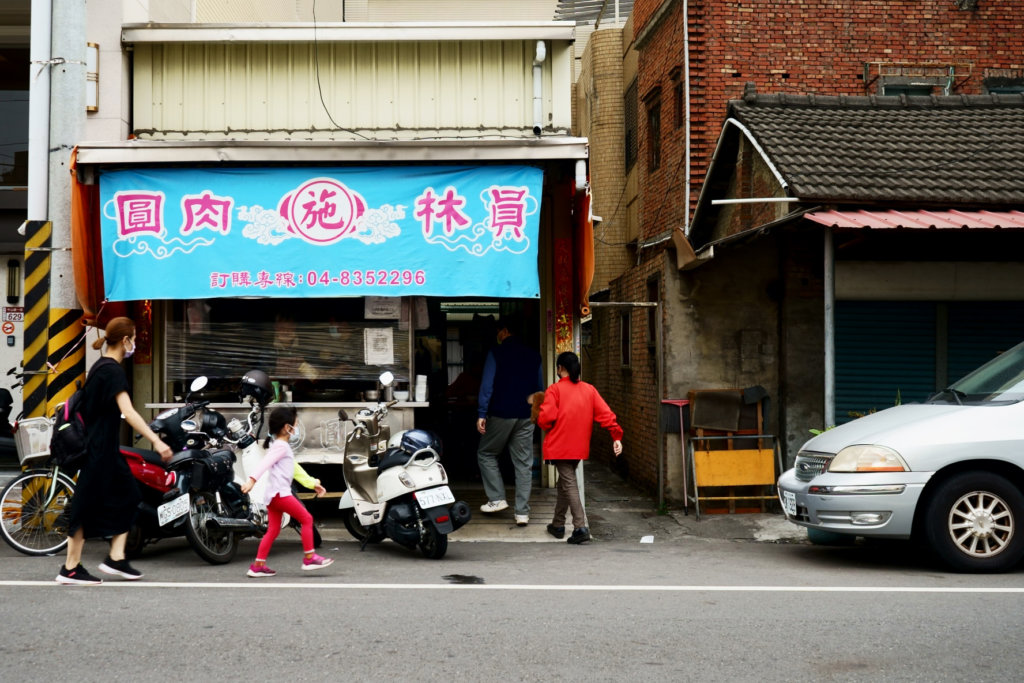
[72,139,594,485]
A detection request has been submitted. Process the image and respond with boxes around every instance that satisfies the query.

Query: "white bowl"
[394,390,410,401]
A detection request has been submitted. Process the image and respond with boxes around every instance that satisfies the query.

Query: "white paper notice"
[364,327,395,365]
[364,297,402,320]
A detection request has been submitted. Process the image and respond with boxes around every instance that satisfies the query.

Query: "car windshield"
[930,340,1024,405]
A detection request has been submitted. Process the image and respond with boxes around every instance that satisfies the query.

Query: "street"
[2,532,1022,682]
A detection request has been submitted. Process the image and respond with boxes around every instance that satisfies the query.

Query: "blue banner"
[99,165,544,300]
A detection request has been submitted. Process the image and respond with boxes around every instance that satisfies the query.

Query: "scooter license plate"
[158,493,190,526]
[414,486,455,509]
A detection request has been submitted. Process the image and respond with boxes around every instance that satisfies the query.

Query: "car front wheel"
[923,471,1024,573]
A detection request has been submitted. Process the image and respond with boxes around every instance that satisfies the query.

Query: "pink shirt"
[248,439,295,505]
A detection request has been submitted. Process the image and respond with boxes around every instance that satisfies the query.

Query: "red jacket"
[537,378,623,461]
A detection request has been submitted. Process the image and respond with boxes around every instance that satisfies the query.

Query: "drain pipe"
[532,40,546,136]
[682,0,691,233]
[27,0,52,222]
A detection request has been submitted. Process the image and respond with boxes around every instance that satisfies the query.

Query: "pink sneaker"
[247,563,276,578]
[301,554,334,571]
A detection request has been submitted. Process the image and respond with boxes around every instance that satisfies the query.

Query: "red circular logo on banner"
[280,178,367,245]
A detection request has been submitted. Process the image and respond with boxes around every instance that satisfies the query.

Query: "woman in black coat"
[57,317,172,585]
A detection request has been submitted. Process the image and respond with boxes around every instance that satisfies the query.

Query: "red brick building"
[582,1,1024,501]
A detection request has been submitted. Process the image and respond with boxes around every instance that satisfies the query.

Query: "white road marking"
[2,581,1024,593]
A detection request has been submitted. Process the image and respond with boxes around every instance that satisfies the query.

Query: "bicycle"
[0,416,75,555]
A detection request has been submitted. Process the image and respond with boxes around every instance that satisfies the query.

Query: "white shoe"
[515,514,529,526]
[480,500,509,513]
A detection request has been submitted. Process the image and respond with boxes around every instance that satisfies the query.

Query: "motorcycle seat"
[377,447,410,472]
[121,445,167,467]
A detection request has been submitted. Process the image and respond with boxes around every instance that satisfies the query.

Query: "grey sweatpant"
[477,416,534,516]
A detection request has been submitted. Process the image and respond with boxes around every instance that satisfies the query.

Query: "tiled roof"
[728,92,1024,205]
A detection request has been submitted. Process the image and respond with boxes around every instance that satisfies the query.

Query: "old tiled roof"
[728,92,1024,205]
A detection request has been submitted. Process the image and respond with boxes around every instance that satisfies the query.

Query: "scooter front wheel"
[419,524,448,560]
[184,490,240,564]
[341,508,384,544]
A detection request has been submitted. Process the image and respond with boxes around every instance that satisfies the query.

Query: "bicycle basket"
[14,417,53,466]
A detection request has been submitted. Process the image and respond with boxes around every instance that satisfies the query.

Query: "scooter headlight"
[398,471,416,488]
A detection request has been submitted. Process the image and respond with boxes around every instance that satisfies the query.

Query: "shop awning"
[805,209,1024,230]
[74,138,590,170]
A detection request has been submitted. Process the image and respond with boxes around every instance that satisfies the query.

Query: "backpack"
[49,381,90,471]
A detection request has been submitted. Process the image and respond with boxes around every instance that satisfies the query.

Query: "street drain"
[442,574,485,584]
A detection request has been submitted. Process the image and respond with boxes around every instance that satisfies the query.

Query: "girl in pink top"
[241,405,333,577]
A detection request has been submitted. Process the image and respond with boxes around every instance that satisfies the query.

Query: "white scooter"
[338,372,470,559]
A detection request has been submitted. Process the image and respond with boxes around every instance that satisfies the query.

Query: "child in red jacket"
[537,351,623,544]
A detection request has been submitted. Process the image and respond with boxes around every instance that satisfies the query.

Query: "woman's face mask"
[124,338,136,359]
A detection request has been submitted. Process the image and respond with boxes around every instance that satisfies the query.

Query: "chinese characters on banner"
[99,166,544,301]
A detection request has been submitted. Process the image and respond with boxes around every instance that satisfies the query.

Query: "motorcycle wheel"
[341,508,384,544]
[289,518,323,549]
[124,525,146,559]
[183,490,239,565]
[419,524,448,560]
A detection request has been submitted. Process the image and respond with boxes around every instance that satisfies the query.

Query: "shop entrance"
[413,297,543,485]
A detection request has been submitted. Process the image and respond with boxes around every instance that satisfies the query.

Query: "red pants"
[255,494,314,560]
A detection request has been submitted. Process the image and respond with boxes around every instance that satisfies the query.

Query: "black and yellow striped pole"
[23,220,85,419]
[22,220,51,418]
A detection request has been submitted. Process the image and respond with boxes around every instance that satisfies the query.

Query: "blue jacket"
[478,336,543,420]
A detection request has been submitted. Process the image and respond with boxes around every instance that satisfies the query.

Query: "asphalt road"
[2,532,1023,682]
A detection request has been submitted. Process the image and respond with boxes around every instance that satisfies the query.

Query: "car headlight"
[827,445,909,473]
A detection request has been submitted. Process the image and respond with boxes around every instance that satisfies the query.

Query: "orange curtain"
[573,184,595,316]
[69,147,125,328]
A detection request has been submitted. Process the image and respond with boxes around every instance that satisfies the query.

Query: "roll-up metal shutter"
[947,303,1024,383]
[835,301,936,424]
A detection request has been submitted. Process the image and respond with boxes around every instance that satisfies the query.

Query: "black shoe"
[56,563,103,585]
[566,527,592,544]
[98,556,143,580]
[546,524,565,540]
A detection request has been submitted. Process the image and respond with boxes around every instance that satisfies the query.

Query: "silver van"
[778,340,1024,572]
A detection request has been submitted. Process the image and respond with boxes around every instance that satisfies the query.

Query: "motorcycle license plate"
[414,486,455,509]
[158,493,190,526]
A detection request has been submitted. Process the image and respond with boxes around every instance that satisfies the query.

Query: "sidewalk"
[313,458,808,545]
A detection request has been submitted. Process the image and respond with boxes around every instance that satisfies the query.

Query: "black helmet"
[239,369,273,406]
[399,429,442,457]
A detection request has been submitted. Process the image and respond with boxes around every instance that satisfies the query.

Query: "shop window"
[620,311,631,367]
[624,79,638,171]
[164,298,412,402]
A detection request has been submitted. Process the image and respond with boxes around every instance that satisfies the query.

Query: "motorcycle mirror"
[190,376,208,393]
[378,371,395,387]
[337,409,349,421]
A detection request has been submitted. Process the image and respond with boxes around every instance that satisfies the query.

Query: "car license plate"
[414,486,455,509]
[158,493,190,526]
[782,490,797,517]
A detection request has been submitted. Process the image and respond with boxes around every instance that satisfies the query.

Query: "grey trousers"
[551,459,586,529]
[477,416,535,515]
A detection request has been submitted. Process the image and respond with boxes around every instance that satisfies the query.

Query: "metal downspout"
[27,0,52,221]
[824,228,835,427]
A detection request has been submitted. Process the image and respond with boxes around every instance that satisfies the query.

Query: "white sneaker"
[480,500,509,513]
[515,514,529,526]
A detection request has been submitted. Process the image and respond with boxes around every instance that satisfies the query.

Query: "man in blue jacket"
[476,316,543,526]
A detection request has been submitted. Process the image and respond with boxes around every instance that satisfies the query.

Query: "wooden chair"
[686,389,781,520]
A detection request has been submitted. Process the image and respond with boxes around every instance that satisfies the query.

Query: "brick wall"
[635,0,1024,241]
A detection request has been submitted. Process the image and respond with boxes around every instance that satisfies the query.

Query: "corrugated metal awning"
[805,209,1024,229]
[122,22,576,44]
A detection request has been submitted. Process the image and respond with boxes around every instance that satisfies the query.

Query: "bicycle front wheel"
[0,469,76,556]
